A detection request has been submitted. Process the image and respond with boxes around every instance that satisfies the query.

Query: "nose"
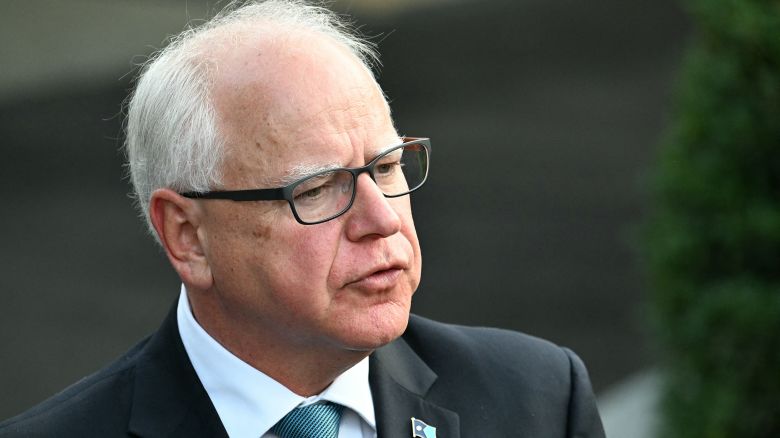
[344,172,403,241]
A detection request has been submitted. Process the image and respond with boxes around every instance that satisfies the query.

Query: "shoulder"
[402,315,601,431]
[404,313,579,377]
[0,338,149,437]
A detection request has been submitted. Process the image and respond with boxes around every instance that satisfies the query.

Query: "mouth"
[345,264,405,291]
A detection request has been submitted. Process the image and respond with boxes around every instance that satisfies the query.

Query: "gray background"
[0,0,688,419]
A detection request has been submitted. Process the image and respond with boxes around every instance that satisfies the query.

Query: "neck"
[187,290,370,396]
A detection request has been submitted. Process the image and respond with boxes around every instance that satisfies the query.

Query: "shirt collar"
[176,286,375,438]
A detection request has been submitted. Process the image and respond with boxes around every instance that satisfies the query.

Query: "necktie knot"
[271,401,344,438]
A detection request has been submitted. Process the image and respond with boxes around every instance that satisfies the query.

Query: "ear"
[149,188,213,290]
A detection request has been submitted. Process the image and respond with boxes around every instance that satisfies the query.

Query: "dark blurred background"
[0,0,688,420]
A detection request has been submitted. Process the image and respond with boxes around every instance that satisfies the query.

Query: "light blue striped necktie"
[271,401,344,438]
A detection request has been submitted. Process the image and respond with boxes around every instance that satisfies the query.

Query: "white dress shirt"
[176,286,377,438]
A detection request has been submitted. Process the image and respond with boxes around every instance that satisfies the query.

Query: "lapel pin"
[411,417,437,438]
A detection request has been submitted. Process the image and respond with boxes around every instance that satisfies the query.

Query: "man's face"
[194,31,422,356]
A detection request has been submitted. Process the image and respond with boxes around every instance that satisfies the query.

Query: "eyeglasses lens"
[291,141,428,223]
[291,170,354,223]
[397,142,428,195]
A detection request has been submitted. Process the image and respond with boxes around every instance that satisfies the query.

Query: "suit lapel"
[127,304,228,438]
[370,338,460,438]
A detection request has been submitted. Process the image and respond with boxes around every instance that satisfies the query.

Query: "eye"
[375,161,402,176]
[293,174,336,203]
[297,185,324,200]
[292,170,351,207]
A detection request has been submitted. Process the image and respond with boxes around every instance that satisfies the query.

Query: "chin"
[341,302,410,352]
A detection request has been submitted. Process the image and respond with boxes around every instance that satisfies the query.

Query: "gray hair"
[124,0,379,236]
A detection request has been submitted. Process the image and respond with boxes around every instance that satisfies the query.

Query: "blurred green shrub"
[646,0,780,436]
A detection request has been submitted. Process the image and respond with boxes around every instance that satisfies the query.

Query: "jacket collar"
[370,333,460,438]
[127,305,460,438]
[127,303,228,437]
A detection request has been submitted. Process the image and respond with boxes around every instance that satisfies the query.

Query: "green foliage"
[645,0,780,436]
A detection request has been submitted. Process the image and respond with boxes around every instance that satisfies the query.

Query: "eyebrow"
[274,162,342,186]
[272,137,405,186]
[365,137,404,160]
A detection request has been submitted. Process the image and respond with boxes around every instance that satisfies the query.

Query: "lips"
[345,262,406,291]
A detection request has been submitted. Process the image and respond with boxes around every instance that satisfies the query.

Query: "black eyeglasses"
[181,137,430,224]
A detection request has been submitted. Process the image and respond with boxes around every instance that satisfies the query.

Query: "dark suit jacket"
[0,305,605,437]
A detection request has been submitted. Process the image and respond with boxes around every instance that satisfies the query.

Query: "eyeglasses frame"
[180,137,431,225]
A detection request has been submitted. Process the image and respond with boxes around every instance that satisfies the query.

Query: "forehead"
[207,27,396,185]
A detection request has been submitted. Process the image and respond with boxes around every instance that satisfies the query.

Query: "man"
[0,1,605,437]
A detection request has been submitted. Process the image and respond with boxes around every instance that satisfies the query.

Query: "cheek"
[205,213,274,291]
[274,223,341,288]
[396,200,421,251]
[403,224,422,284]
[399,206,419,246]
[398,204,422,286]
